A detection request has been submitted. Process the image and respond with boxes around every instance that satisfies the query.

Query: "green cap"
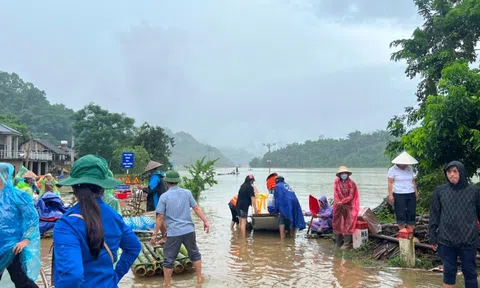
[163,170,181,183]
[57,154,121,189]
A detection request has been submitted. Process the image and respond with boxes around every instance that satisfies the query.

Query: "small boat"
[217,172,239,176]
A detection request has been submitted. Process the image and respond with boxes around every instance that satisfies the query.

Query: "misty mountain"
[219,147,255,166]
[164,130,235,167]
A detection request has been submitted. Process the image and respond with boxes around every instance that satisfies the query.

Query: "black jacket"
[429,161,480,248]
[143,176,168,212]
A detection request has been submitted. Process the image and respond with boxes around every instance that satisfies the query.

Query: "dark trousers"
[393,192,416,225]
[438,244,478,287]
[228,202,239,224]
[0,254,38,288]
[163,232,201,269]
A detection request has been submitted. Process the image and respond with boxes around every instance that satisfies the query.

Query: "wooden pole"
[370,233,434,250]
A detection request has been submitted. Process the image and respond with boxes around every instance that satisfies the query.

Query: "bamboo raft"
[132,231,194,277]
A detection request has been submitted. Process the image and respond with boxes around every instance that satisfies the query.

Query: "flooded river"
[8,168,449,287]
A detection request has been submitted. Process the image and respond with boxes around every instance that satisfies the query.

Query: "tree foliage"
[180,156,218,201]
[111,145,150,175]
[72,103,136,163]
[0,114,30,143]
[387,1,480,210]
[250,131,394,168]
[401,62,480,178]
[134,122,175,168]
[388,0,480,131]
[0,71,74,142]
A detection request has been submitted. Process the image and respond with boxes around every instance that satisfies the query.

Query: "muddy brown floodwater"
[25,168,451,287]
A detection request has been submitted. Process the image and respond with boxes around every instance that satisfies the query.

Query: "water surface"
[30,168,445,287]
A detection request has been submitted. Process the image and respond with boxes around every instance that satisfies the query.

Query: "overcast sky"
[0,0,422,154]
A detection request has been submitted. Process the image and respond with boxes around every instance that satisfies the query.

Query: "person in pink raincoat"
[333,166,360,250]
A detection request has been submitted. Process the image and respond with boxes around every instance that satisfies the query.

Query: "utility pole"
[262,143,276,153]
[262,142,276,173]
[71,135,75,167]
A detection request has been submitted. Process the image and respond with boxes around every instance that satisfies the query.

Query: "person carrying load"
[0,163,41,287]
[39,173,60,196]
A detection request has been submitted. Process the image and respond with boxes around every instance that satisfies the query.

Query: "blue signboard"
[122,152,135,169]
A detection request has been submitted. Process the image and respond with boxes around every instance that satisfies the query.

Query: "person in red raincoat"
[333,166,360,250]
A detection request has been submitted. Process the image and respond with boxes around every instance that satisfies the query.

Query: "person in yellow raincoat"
[39,173,60,196]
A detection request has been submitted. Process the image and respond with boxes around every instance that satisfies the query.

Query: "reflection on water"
[32,168,445,287]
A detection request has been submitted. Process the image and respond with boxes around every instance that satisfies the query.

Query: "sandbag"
[357,206,382,234]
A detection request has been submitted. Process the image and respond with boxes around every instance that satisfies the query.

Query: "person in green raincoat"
[38,173,60,196]
[102,170,122,215]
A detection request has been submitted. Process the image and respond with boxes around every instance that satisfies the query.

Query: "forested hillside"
[249,131,394,168]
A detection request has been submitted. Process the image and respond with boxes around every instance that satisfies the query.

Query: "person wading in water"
[151,170,210,287]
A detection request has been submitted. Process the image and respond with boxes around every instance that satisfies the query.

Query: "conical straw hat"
[143,160,163,173]
[336,166,352,176]
[23,170,38,179]
[391,151,418,165]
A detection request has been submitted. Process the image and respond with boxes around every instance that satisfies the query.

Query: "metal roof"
[0,123,22,136]
[33,139,69,155]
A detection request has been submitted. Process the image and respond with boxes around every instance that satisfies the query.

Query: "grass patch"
[335,242,384,267]
[387,256,435,270]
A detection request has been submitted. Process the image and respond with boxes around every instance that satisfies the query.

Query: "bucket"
[353,220,369,249]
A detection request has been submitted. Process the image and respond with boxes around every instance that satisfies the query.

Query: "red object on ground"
[309,194,320,215]
[398,228,414,239]
[115,192,130,199]
[355,220,368,230]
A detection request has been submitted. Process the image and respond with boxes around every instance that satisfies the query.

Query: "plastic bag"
[0,163,41,281]
[357,206,382,234]
[123,216,155,230]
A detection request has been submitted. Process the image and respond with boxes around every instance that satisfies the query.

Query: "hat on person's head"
[266,172,277,181]
[391,151,418,165]
[336,166,352,176]
[143,161,163,174]
[57,154,121,189]
[163,170,181,183]
[247,174,255,181]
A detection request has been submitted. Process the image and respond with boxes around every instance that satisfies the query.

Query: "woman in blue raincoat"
[53,155,141,288]
[0,163,41,287]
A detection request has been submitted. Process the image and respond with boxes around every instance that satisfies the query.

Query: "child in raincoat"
[0,163,41,287]
[310,196,333,234]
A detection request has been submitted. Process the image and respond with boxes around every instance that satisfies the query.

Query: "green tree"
[250,131,393,168]
[180,156,218,201]
[388,0,480,139]
[0,114,29,143]
[72,103,136,163]
[395,62,480,210]
[111,145,150,175]
[134,122,175,167]
[0,71,74,142]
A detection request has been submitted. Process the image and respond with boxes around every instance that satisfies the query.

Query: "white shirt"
[387,165,415,194]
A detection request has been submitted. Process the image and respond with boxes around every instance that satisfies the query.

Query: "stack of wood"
[370,214,435,261]
[132,231,194,277]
